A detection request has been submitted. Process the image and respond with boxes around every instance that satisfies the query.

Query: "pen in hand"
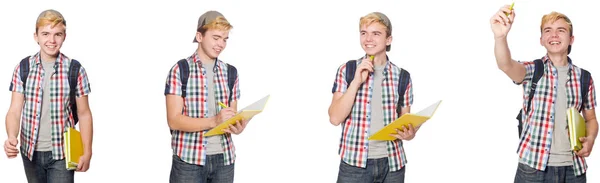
[218,102,228,108]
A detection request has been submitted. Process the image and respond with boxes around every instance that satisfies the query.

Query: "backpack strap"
[177,59,190,98]
[579,69,591,113]
[19,56,31,88]
[525,59,545,114]
[226,63,237,103]
[69,60,82,125]
[345,60,357,86]
[397,68,410,117]
[517,59,544,137]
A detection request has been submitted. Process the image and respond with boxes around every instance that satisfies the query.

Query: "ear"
[34,32,39,45]
[539,36,543,47]
[386,35,392,47]
[570,35,574,46]
[195,32,203,43]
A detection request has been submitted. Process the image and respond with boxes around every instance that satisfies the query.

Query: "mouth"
[214,48,222,53]
[365,44,376,48]
[549,41,561,45]
[46,45,57,49]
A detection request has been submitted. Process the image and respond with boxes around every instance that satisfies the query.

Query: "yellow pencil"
[506,2,514,16]
[218,102,228,108]
[369,55,374,61]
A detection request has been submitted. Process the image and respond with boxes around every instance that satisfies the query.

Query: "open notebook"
[369,100,442,141]
[567,107,586,151]
[204,95,271,136]
[63,127,83,170]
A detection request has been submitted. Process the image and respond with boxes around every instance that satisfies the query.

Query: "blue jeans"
[169,154,235,183]
[336,158,405,183]
[21,150,74,183]
[514,163,586,183]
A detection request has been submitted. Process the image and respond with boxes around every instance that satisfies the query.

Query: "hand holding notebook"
[204,95,271,136]
[369,100,442,141]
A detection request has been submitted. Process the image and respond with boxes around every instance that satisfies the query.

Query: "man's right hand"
[352,57,374,85]
[216,108,236,127]
[490,4,515,39]
[4,137,18,158]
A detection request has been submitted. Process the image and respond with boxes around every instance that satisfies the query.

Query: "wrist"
[349,80,360,90]
[494,36,508,42]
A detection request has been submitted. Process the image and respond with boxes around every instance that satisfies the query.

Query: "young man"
[491,5,597,183]
[164,10,250,183]
[328,12,418,183]
[3,9,94,182]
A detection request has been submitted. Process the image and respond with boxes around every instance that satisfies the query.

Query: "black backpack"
[343,60,410,117]
[176,59,237,102]
[516,59,591,138]
[18,56,82,125]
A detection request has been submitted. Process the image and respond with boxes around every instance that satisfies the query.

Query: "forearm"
[494,37,514,71]
[5,111,20,139]
[329,81,361,126]
[168,115,217,132]
[78,112,93,155]
[494,37,526,82]
[586,118,598,140]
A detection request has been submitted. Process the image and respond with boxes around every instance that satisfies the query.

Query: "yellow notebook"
[369,100,442,141]
[63,127,83,170]
[204,95,270,136]
[567,107,586,151]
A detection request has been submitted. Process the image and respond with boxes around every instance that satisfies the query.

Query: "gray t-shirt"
[35,61,54,152]
[204,62,224,155]
[548,65,573,166]
[367,64,388,159]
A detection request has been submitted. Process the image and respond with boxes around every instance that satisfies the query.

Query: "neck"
[547,52,568,67]
[40,52,57,63]
[372,53,387,66]
[197,47,215,65]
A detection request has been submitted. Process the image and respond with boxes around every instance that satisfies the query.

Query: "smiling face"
[539,12,573,55]
[360,22,392,56]
[195,15,232,60]
[35,24,66,61]
[359,13,392,56]
[33,9,67,61]
[197,29,229,59]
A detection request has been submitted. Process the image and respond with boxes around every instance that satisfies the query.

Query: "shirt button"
[550,116,554,119]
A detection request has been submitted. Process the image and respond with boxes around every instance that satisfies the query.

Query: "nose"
[366,34,374,41]
[216,39,225,48]
[49,35,56,43]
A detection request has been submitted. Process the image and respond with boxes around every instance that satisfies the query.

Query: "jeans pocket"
[172,155,201,171]
[517,163,538,174]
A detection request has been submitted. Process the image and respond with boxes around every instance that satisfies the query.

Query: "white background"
[1,0,599,182]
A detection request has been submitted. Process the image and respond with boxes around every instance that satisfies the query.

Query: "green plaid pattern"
[331,55,413,172]
[9,52,91,161]
[516,55,597,176]
[164,52,240,166]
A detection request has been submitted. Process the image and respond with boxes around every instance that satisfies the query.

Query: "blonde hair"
[359,13,390,37]
[199,16,232,34]
[35,9,66,32]
[540,11,572,36]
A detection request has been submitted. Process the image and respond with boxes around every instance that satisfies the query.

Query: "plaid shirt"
[164,52,240,166]
[516,55,596,176]
[9,52,91,161]
[331,56,413,172]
